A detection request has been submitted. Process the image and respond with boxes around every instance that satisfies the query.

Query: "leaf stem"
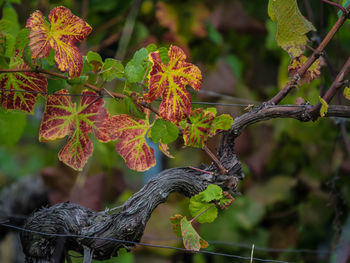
[203,145,228,174]
[190,203,216,224]
[321,0,349,15]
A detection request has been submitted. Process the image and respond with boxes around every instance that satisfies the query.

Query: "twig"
[268,4,350,105]
[0,68,126,99]
[203,145,228,174]
[308,56,350,118]
[322,0,349,15]
[188,166,213,175]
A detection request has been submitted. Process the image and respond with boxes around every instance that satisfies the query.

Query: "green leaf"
[125,59,145,83]
[268,0,315,57]
[158,46,169,64]
[180,217,208,251]
[2,3,19,36]
[189,194,218,223]
[15,28,29,50]
[102,58,124,81]
[200,184,223,202]
[319,96,328,117]
[344,87,350,100]
[150,118,179,144]
[133,47,148,64]
[4,34,15,57]
[146,43,157,53]
[124,96,146,119]
[87,51,103,72]
[210,114,233,136]
[0,108,26,147]
[87,51,103,64]
[23,45,34,69]
[45,49,55,66]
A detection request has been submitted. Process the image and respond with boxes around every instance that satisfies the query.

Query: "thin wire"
[0,222,292,263]
[142,235,330,255]
[1,89,311,109]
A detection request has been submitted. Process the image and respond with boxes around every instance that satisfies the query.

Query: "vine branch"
[268,4,350,105]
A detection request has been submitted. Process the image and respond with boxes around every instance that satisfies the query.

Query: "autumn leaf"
[26,6,92,77]
[144,45,202,123]
[181,217,208,251]
[182,108,233,148]
[39,89,107,170]
[218,191,235,210]
[182,108,215,148]
[0,64,47,113]
[170,214,183,237]
[98,114,156,172]
[288,55,321,84]
[268,0,315,57]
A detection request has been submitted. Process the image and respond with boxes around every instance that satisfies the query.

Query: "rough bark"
[18,104,350,262]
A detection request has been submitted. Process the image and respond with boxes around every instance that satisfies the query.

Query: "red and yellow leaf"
[182,108,215,148]
[98,114,156,172]
[170,214,183,237]
[288,55,321,84]
[0,65,47,113]
[26,6,92,77]
[144,45,202,123]
[39,89,107,170]
[218,191,235,210]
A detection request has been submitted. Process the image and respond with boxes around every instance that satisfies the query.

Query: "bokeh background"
[1,0,350,262]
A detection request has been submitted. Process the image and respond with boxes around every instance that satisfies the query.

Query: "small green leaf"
[200,184,223,202]
[133,47,148,64]
[319,96,328,117]
[189,194,218,223]
[344,87,350,100]
[125,59,145,83]
[87,51,103,72]
[180,217,208,251]
[87,51,103,64]
[158,46,169,64]
[150,118,179,144]
[102,58,124,81]
[146,43,157,53]
[210,114,233,136]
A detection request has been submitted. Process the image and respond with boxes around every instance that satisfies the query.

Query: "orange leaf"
[144,45,202,123]
[26,6,92,77]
